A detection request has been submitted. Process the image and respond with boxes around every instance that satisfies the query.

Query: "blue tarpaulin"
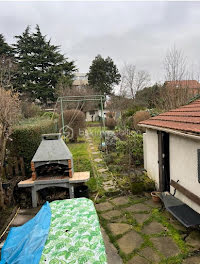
[0,202,51,264]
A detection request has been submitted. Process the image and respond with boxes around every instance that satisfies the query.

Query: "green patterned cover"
[40,198,107,264]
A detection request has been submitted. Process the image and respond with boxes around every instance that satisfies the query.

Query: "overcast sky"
[1,1,200,85]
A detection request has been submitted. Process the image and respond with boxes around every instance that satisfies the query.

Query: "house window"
[198,149,200,183]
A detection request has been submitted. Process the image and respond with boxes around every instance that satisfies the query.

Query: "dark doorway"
[158,131,170,192]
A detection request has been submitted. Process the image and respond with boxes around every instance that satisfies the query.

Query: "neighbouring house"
[139,99,200,214]
[165,80,200,97]
[72,73,88,87]
[84,109,109,122]
[84,109,121,122]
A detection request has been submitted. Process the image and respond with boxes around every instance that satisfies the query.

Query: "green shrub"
[9,117,57,172]
[131,173,155,194]
[116,132,143,166]
[42,111,59,119]
[21,102,43,118]
[105,131,117,152]
[123,105,145,118]
[131,182,145,194]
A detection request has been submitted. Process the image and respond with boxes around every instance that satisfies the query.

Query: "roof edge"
[139,123,200,141]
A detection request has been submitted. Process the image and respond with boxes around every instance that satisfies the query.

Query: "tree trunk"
[0,126,8,209]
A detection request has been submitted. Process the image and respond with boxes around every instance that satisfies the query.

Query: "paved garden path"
[95,195,200,264]
[86,130,200,264]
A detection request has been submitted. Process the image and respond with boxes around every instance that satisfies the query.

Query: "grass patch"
[87,126,102,147]
[67,140,99,194]
[68,141,92,175]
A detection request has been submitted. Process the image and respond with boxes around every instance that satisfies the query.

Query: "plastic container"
[74,185,89,198]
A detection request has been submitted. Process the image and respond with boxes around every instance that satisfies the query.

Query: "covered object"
[0,198,107,264]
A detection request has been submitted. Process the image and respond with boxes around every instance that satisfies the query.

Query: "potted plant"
[151,191,161,202]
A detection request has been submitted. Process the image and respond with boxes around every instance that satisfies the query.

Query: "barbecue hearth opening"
[31,133,73,180]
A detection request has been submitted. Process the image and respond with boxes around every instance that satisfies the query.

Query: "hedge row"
[9,117,58,172]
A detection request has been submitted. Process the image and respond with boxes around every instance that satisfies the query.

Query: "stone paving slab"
[138,247,161,263]
[108,223,131,236]
[169,218,187,232]
[17,207,41,215]
[142,221,167,235]
[133,213,150,225]
[95,201,114,212]
[92,151,99,155]
[11,207,41,227]
[104,180,114,186]
[94,158,103,163]
[98,168,108,173]
[101,210,122,220]
[104,185,116,192]
[101,173,110,178]
[182,256,200,264]
[151,236,180,258]
[117,230,143,254]
[111,216,127,223]
[125,203,150,213]
[127,255,149,264]
[11,214,35,227]
[185,231,200,251]
[101,227,123,264]
[144,199,161,208]
[111,196,130,206]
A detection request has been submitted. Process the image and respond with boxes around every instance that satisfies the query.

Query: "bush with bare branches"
[59,109,86,142]
[133,111,150,132]
[0,87,21,208]
[105,118,116,130]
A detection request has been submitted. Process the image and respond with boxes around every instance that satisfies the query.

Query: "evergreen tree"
[14,25,76,103]
[0,34,13,56]
[87,55,121,95]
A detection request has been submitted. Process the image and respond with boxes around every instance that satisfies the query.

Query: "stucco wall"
[170,134,200,213]
[144,129,159,189]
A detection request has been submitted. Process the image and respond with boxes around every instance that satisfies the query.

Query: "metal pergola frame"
[57,94,106,143]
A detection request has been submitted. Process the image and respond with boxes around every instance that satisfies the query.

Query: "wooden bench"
[158,180,200,227]
[18,171,90,208]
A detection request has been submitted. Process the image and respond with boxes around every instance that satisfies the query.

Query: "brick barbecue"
[18,133,90,207]
[31,133,74,180]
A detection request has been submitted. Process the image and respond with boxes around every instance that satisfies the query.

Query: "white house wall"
[170,134,200,214]
[85,111,99,122]
[144,129,159,189]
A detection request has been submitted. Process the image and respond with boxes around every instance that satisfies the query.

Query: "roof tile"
[139,99,200,134]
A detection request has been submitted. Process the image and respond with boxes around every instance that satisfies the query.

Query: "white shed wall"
[170,134,200,214]
[145,129,159,189]
[143,133,147,170]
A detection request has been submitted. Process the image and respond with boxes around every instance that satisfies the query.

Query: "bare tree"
[159,46,195,110]
[0,87,20,208]
[164,45,187,81]
[121,63,150,99]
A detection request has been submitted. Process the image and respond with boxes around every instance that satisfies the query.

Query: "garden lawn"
[68,141,93,177]
[87,126,102,147]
